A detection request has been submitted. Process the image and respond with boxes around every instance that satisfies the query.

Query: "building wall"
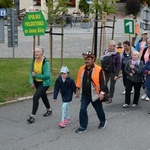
[20,0,78,13]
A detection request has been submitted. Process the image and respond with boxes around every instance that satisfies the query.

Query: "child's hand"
[53,99,57,102]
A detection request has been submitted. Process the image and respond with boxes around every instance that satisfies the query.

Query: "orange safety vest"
[76,64,105,94]
[117,47,123,53]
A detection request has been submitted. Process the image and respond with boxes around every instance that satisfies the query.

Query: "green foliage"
[46,0,68,24]
[125,0,141,16]
[0,0,14,8]
[0,58,85,102]
[90,0,118,18]
[78,0,89,17]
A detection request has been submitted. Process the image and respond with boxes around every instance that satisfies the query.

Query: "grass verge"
[0,58,84,103]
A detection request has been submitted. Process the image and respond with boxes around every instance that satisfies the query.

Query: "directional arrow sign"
[22,11,47,36]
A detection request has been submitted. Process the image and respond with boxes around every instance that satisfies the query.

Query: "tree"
[78,0,89,17]
[0,0,14,8]
[90,0,118,19]
[46,0,67,25]
[125,0,141,16]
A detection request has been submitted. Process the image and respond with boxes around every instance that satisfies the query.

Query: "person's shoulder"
[67,76,75,81]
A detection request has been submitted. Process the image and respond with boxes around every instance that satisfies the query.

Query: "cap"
[142,31,148,35]
[60,66,69,73]
[82,51,96,61]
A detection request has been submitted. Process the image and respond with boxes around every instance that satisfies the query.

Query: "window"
[33,0,41,6]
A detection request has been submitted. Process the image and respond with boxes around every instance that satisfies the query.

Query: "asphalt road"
[0,78,150,150]
[1,18,150,150]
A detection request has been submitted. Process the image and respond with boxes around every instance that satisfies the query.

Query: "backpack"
[101,55,116,73]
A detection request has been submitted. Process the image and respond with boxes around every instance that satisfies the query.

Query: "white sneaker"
[145,97,150,101]
[122,91,126,95]
[132,104,137,107]
[123,104,130,108]
[122,90,134,95]
[131,89,134,94]
[141,94,147,100]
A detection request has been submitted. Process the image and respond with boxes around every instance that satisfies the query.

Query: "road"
[0,78,150,150]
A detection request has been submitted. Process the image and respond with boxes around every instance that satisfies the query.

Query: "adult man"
[131,17,140,48]
[100,40,121,103]
[75,51,107,133]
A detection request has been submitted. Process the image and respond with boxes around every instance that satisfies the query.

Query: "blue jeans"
[79,94,106,129]
[146,87,150,98]
[61,102,69,122]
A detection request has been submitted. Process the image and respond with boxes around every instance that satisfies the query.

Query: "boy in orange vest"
[117,42,123,54]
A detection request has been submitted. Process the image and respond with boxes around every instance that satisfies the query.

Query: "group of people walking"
[27,31,150,133]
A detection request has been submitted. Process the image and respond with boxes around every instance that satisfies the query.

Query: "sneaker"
[27,116,35,124]
[43,110,52,117]
[132,104,137,107]
[141,94,147,100]
[122,91,126,95]
[59,121,66,128]
[131,89,134,94]
[75,127,87,133]
[64,118,70,125]
[145,97,150,101]
[99,120,107,129]
[122,90,134,95]
[123,104,130,108]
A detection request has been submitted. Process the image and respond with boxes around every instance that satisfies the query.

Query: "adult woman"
[121,41,134,94]
[100,40,121,103]
[123,51,143,108]
[135,31,148,56]
[27,46,52,124]
[141,38,150,101]
[143,56,150,114]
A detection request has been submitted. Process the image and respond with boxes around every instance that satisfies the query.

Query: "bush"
[125,0,141,16]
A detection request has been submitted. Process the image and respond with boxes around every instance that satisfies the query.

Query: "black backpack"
[101,55,116,73]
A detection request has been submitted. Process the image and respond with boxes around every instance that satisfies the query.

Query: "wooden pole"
[99,24,103,58]
[33,36,36,57]
[112,16,115,40]
[38,36,40,46]
[50,25,53,72]
[60,25,64,67]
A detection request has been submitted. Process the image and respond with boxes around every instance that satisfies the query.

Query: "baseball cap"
[142,31,148,35]
[60,66,69,73]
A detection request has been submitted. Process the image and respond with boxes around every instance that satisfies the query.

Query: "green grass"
[0,58,84,102]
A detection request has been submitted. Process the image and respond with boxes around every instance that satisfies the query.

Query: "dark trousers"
[122,67,127,87]
[79,94,106,129]
[125,79,142,105]
[32,81,50,115]
[105,72,116,98]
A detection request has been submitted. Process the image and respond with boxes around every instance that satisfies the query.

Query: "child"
[53,66,76,128]
[117,42,123,54]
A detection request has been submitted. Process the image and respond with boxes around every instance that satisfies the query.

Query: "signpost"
[140,7,150,30]
[124,19,135,35]
[0,8,6,43]
[22,11,47,36]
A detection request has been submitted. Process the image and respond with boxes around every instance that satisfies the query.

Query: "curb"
[0,91,54,107]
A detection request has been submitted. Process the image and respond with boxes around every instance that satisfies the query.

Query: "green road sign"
[124,19,135,35]
[22,11,47,36]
